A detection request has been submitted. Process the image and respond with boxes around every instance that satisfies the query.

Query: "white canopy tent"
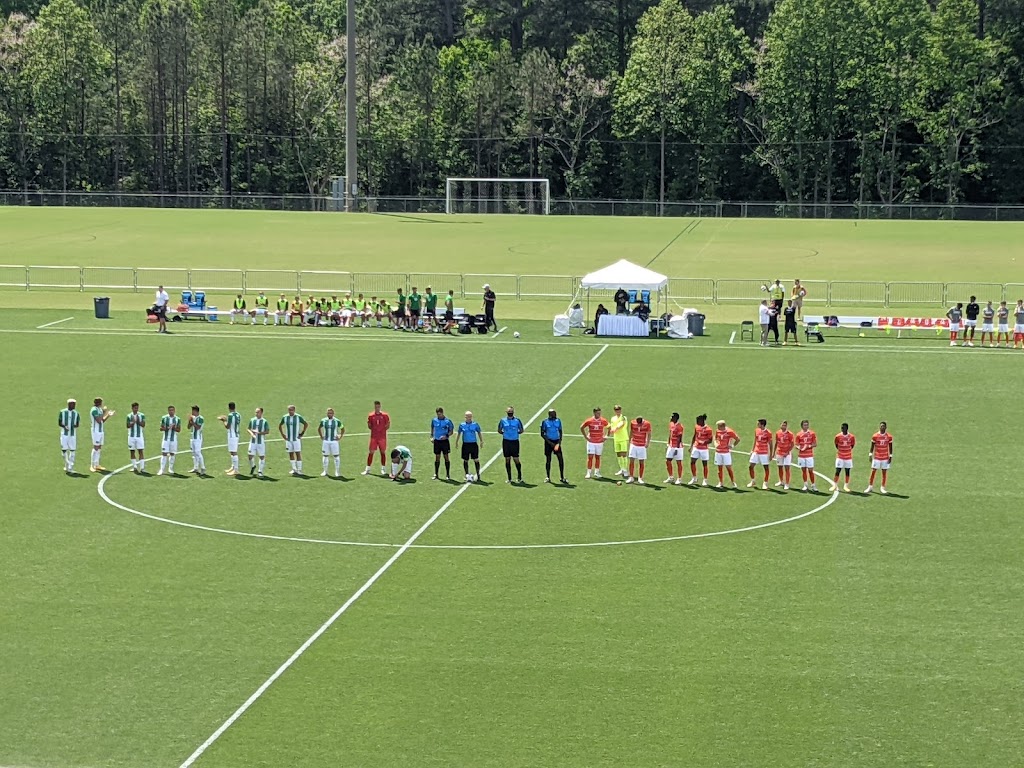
[579,259,669,324]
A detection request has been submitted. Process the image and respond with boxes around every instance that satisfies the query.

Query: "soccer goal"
[445,177,551,215]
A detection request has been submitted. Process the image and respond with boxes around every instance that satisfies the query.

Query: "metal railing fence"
[1,265,1021,307]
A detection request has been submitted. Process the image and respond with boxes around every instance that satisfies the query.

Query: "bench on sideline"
[804,314,952,340]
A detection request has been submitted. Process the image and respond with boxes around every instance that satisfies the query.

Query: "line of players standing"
[946,297,1024,347]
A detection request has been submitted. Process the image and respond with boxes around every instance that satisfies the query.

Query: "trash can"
[93,297,110,319]
[687,312,705,337]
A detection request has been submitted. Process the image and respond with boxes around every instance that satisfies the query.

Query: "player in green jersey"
[158,405,182,475]
[247,407,270,477]
[424,287,438,331]
[187,405,207,475]
[126,402,146,473]
[90,396,115,472]
[58,398,81,473]
[279,405,308,476]
[390,445,413,480]
[318,408,345,477]
[218,401,242,475]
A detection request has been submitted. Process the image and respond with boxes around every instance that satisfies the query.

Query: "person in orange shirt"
[580,407,609,479]
[363,400,391,475]
[831,422,856,493]
[664,413,685,485]
[713,419,740,488]
[774,420,796,490]
[795,419,818,492]
[688,413,713,486]
[747,418,774,489]
[626,415,652,485]
[864,421,893,495]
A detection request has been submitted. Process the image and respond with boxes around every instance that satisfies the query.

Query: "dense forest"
[0,0,1022,206]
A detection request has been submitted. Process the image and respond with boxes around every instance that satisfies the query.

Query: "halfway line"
[177,343,610,767]
[36,316,74,329]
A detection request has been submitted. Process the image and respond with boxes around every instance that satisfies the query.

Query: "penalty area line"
[176,343,610,768]
[36,316,74,329]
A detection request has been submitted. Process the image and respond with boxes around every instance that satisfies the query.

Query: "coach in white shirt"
[155,285,170,334]
[758,300,771,347]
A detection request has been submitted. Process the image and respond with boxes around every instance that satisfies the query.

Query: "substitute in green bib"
[230,294,248,324]
[126,402,146,474]
[318,408,345,477]
[253,292,270,325]
[280,405,308,476]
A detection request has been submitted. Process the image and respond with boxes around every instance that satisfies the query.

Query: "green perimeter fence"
[1,265,1021,308]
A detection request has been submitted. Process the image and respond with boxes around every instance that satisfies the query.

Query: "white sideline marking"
[3,326,990,357]
[728,331,736,345]
[176,344,609,767]
[492,325,507,338]
[35,316,74,329]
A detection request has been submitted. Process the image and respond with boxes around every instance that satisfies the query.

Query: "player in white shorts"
[390,445,413,480]
[688,414,712,486]
[1015,300,1024,350]
[979,301,996,347]
[58,399,81,473]
[664,412,685,484]
[279,405,308,476]
[187,405,206,475]
[773,420,795,489]
[946,302,963,347]
[89,396,115,472]
[996,301,1011,347]
[625,416,653,484]
[319,408,345,477]
[126,402,146,473]
[218,402,242,475]
[158,405,181,475]
[712,419,740,488]
[746,418,773,489]
[795,419,818,492]
[247,407,270,477]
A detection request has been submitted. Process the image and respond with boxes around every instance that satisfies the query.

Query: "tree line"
[0,0,1021,207]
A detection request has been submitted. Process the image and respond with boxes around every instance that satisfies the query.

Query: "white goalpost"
[445,177,551,215]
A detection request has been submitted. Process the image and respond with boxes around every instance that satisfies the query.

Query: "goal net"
[445,177,551,215]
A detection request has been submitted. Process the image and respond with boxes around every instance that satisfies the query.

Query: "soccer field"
[1,210,1023,768]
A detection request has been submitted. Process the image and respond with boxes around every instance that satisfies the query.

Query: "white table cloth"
[598,314,648,337]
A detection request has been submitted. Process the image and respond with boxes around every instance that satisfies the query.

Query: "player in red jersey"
[831,422,856,493]
[864,421,893,494]
[688,413,713,486]
[795,419,818,492]
[747,418,773,489]
[664,413,685,485]
[774,420,795,490]
[580,407,609,479]
[713,419,740,488]
[626,416,652,485]
[363,400,391,475]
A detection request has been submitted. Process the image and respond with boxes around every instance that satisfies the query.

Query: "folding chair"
[805,322,823,343]
[740,320,754,341]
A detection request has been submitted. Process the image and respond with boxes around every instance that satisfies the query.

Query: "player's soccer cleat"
[950,341,956,346]
[864,485,873,493]
[544,477,551,483]
[829,483,838,492]
[732,482,738,489]
[626,477,634,484]
[585,470,592,479]
[801,482,808,491]
[380,466,387,475]
[133,466,140,474]
[361,467,370,475]
[880,486,888,494]
[664,477,673,484]
[96,466,106,472]
[157,468,164,476]
[258,472,264,478]
[674,478,683,485]
[761,482,768,490]
[593,470,601,479]
[432,474,439,480]
[746,480,756,488]
[637,478,645,485]
[320,471,328,477]
[811,484,818,492]
[688,477,697,485]
[288,469,296,476]
[783,484,789,490]
[701,480,708,487]
[843,483,851,492]
[715,482,723,488]
[561,477,568,484]
[505,479,512,484]
[774,480,784,487]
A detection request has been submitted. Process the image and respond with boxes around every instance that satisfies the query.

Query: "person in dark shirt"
[782,300,799,345]
[540,409,566,484]
[963,295,980,347]
[482,284,498,331]
[594,303,609,330]
[614,288,629,315]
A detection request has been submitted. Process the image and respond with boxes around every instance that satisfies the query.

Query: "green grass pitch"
[0,209,1022,768]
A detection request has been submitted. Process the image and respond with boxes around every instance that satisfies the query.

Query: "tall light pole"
[344,0,357,212]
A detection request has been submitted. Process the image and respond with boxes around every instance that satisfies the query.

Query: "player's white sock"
[168,456,175,473]
[334,456,340,474]
[296,460,302,474]
[198,453,205,472]
[160,456,167,473]
[90,449,98,467]
[258,458,266,474]
[290,459,297,472]
[232,455,239,471]
[67,451,75,470]
[323,456,329,472]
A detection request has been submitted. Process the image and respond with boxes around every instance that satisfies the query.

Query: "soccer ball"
[513,331,521,338]
[760,284,768,292]
[467,473,476,482]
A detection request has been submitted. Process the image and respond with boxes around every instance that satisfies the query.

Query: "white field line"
[176,344,609,768]
[3,326,994,357]
[35,316,74,329]
[728,330,736,345]
[492,325,507,338]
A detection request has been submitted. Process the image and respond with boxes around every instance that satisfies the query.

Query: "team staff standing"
[455,411,483,482]
[540,409,566,484]
[154,285,170,333]
[498,406,524,483]
[482,284,498,331]
[431,407,455,480]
